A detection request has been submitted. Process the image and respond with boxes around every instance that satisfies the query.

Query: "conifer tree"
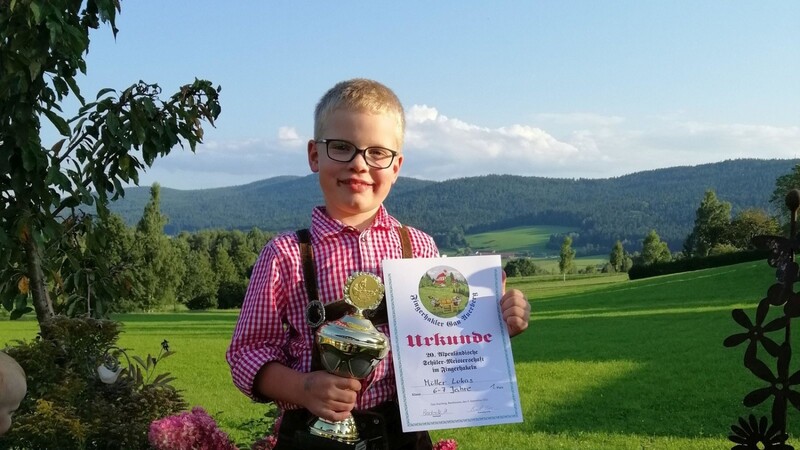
[133,184,183,310]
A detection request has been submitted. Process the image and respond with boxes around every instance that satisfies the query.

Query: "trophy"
[307,272,390,446]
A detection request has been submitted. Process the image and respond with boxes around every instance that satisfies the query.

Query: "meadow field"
[1,261,796,449]
[462,225,608,274]
[466,225,575,255]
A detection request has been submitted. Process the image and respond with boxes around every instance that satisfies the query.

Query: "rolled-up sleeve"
[227,242,288,400]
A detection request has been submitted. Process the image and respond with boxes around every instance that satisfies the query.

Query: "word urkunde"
[406,332,493,348]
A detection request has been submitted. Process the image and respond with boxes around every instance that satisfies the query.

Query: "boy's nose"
[347,151,371,170]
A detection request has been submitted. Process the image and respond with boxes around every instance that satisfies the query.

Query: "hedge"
[628,249,770,280]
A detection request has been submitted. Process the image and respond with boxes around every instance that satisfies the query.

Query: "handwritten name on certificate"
[383,255,523,432]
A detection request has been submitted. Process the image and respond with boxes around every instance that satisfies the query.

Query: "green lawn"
[1,261,795,449]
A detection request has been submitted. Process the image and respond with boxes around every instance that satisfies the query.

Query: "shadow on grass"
[113,311,241,323]
[527,262,772,312]
[509,304,799,440]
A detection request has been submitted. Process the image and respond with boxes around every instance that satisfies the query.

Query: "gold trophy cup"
[308,272,390,445]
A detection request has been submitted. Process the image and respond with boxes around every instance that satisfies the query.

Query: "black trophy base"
[294,430,368,450]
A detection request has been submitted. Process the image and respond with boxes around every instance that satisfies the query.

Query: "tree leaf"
[42,108,71,136]
[10,307,33,320]
[132,355,147,368]
[65,76,85,105]
[95,88,116,100]
[30,2,42,23]
[21,148,40,171]
[50,138,66,156]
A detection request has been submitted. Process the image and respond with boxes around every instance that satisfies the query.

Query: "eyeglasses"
[317,139,398,169]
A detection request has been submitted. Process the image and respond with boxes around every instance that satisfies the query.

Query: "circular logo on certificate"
[418,266,470,319]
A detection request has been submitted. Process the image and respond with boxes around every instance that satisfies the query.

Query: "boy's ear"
[308,140,320,173]
[391,154,404,184]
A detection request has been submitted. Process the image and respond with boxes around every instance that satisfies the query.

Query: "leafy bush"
[186,293,217,310]
[0,317,185,450]
[504,258,546,277]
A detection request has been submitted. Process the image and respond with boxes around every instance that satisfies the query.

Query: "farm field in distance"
[455,225,608,273]
[466,225,576,256]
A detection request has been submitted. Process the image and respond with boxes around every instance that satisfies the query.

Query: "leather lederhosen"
[274,227,432,450]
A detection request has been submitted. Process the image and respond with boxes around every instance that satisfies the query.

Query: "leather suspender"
[297,229,325,328]
[298,226,413,329]
[398,226,412,258]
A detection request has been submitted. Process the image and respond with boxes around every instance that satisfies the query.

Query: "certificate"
[383,255,523,432]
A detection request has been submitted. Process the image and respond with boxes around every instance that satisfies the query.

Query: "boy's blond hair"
[314,78,405,149]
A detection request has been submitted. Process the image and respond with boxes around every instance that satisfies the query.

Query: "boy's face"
[308,109,403,227]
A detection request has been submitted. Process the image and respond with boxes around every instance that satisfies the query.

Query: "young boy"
[227,79,530,450]
[0,351,26,436]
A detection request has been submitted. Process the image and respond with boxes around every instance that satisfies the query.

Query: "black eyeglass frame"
[316,139,399,169]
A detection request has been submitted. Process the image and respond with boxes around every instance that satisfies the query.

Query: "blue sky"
[68,1,800,189]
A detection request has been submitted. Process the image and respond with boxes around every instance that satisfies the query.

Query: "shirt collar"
[311,205,400,240]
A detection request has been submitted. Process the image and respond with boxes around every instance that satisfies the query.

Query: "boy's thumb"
[502,270,507,294]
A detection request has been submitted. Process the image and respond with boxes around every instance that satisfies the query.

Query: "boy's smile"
[308,109,403,230]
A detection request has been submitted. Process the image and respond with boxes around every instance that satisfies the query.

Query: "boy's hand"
[300,371,362,422]
[501,271,531,337]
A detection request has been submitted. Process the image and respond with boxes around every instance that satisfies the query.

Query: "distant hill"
[109,159,798,252]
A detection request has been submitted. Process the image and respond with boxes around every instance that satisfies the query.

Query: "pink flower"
[433,438,459,450]
[148,407,238,450]
[251,434,278,450]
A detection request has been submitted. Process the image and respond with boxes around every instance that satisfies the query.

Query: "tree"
[559,236,576,280]
[132,184,184,311]
[683,190,731,257]
[641,230,671,266]
[771,164,800,215]
[213,242,242,309]
[622,255,634,273]
[727,208,781,249]
[0,1,221,328]
[609,240,624,272]
[181,249,218,310]
[228,230,257,277]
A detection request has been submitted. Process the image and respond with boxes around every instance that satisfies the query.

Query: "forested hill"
[109,159,797,251]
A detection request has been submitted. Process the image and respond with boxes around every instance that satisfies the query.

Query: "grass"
[1,261,796,449]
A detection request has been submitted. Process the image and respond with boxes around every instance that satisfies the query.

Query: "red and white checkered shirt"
[227,205,439,411]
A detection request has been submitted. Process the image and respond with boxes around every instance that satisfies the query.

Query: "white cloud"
[134,136,310,190]
[278,126,301,143]
[401,106,800,180]
[136,105,800,189]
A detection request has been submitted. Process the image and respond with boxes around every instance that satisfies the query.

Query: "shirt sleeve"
[226,241,289,400]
